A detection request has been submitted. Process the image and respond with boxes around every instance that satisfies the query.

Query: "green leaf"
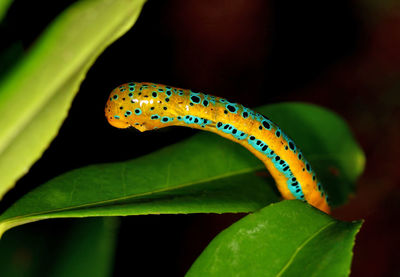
[0,0,13,22]
[48,218,119,277]
[0,217,119,277]
[0,103,365,238]
[186,200,363,277]
[0,0,147,199]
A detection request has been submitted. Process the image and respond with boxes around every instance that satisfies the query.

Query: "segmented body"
[105,82,330,213]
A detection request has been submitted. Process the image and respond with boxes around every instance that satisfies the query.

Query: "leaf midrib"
[276,221,335,276]
[1,165,265,222]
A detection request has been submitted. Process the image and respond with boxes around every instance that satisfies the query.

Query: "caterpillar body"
[105,82,330,213]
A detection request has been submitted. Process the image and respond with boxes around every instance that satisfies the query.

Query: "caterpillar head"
[105,82,179,132]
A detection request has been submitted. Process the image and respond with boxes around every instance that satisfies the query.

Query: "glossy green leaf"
[187,200,362,277]
[0,103,365,238]
[0,217,118,277]
[0,0,147,199]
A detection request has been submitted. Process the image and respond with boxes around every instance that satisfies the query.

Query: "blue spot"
[134,108,142,115]
[247,135,305,200]
[226,103,238,113]
[161,116,174,123]
[216,122,248,140]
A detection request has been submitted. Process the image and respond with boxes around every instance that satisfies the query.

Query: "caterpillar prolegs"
[105,82,330,213]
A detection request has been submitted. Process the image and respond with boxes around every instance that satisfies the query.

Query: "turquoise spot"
[161,116,174,123]
[247,135,305,200]
[129,87,135,92]
[113,94,118,100]
[124,110,132,117]
[128,92,134,97]
[216,122,248,140]
[134,108,142,115]
[114,115,120,119]
[152,91,158,98]
[226,103,238,114]
[151,114,160,120]
[182,115,211,127]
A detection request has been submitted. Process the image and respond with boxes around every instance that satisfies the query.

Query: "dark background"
[0,0,399,276]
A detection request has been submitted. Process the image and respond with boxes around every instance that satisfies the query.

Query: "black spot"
[165,98,170,102]
[256,140,261,145]
[306,163,311,172]
[226,105,236,113]
[275,156,280,161]
[262,121,271,129]
[224,110,228,114]
[122,98,125,101]
[279,160,285,165]
[296,189,301,193]
[262,145,268,151]
[150,107,155,110]
[163,107,167,110]
[283,166,289,171]
[113,95,118,99]
[240,133,245,136]
[217,122,223,127]
[158,88,164,92]
[292,182,298,186]
[276,130,281,137]
[203,100,209,106]
[292,177,296,181]
[298,154,302,159]
[285,146,289,150]
[177,116,182,120]
[224,125,229,130]
[194,118,199,123]
[190,103,194,106]
[303,168,305,171]
[243,112,248,118]
[191,95,201,103]
[249,136,255,140]
[138,92,142,95]
[232,129,237,134]
[162,117,169,122]
[289,142,295,150]
[120,106,123,110]
[152,92,157,97]
[166,91,172,96]
[259,125,262,130]
[270,151,274,155]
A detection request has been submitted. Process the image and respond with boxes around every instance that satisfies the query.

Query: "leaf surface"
[0,0,147,198]
[186,200,362,277]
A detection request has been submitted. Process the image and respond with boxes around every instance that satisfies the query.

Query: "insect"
[105,82,330,213]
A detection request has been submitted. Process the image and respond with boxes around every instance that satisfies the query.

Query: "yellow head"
[105,82,181,132]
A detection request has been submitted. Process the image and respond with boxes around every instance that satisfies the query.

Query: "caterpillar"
[105,82,330,213]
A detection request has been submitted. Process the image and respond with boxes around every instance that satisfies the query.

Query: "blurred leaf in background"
[0,0,147,199]
[0,218,119,277]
